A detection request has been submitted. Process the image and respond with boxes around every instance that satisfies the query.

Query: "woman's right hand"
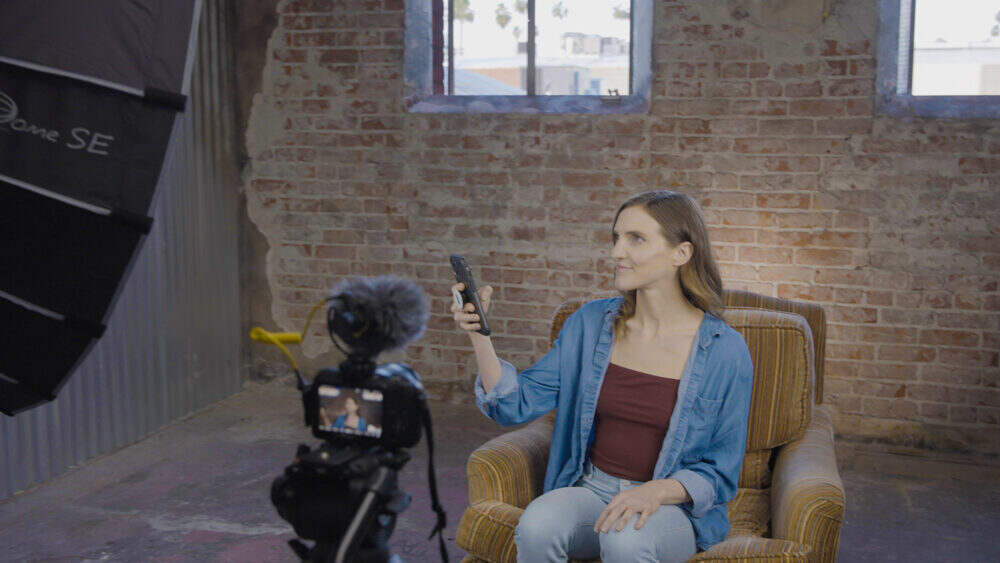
[450,282,492,334]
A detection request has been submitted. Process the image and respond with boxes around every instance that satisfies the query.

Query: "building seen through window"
[439,0,631,96]
[910,0,1000,95]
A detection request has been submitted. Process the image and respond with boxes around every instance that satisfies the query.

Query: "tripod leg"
[288,539,311,560]
[334,486,381,563]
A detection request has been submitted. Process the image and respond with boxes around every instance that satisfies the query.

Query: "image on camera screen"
[317,385,384,438]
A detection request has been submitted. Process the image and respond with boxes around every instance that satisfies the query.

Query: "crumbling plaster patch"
[244,18,349,360]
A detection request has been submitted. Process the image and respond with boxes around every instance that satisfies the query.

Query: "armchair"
[456,290,845,562]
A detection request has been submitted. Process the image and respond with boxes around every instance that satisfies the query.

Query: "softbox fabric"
[0,0,200,416]
[0,0,197,95]
[0,62,176,217]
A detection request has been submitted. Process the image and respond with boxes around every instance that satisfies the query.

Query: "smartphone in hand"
[450,254,491,336]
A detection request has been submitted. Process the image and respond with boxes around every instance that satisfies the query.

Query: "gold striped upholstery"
[466,413,554,508]
[457,500,523,563]
[724,308,814,451]
[457,291,844,563]
[547,290,828,405]
[771,404,845,563]
[723,289,827,406]
[687,536,813,562]
[728,487,771,537]
[739,449,772,490]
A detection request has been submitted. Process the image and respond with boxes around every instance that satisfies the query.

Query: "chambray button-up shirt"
[474,296,755,552]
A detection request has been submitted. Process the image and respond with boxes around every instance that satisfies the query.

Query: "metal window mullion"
[433,0,444,94]
[447,0,455,95]
[527,0,536,95]
[628,0,635,95]
[905,0,916,95]
[897,0,913,95]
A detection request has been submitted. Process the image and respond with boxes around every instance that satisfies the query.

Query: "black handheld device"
[449,254,491,336]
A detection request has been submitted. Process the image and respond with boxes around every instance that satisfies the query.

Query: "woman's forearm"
[653,478,692,505]
[470,332,502,393]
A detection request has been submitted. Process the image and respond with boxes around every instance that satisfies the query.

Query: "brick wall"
[243,0,1000,455]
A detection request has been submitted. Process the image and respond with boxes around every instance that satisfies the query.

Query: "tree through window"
[435,0,632,96]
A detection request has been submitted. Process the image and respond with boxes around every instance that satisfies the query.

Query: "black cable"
[422,402,449,562]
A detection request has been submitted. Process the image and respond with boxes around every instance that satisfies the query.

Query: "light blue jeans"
[514,459,697,563]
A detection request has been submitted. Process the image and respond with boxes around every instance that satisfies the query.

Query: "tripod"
[276,444,413,563]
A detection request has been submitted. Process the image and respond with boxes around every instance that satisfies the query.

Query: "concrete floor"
[2,376,998,562]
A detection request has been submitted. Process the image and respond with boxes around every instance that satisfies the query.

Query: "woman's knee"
[514,488,594,548]
[516,492,571,539]
[598,515,657,563]
[598,509,695,563]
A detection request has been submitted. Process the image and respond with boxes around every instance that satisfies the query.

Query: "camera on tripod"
[303,363,424,450]
[251,275,448,563]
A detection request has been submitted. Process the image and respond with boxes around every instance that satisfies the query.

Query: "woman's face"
[345,397,359,414]
[611,206,689,292]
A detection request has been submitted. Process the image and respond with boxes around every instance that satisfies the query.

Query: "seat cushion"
[727,487,770,538]
[739,449,772,489]
[689,536,812,562]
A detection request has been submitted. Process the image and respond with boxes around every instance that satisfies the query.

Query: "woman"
[332,395,368,433]
[450,190,754,562]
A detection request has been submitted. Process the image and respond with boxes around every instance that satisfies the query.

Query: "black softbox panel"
[0,62,176,217]
[0,0,200,416]
[0,299,100,414]
[0,179,146,324]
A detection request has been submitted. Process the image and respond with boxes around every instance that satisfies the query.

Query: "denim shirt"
[474,296,755,552]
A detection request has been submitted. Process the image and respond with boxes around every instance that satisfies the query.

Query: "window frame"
[404,0,653,114]
[876,0,1000,118]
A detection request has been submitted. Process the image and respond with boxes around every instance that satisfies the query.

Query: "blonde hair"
[612,190,725,338]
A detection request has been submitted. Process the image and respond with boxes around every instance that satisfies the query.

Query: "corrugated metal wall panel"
[0,0,242,501]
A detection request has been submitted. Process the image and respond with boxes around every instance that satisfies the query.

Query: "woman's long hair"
[612,190,725,338]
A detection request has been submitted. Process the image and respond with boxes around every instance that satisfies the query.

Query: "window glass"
[446,0,527,94]
[534,0,631,95]
[912,0,1000,95]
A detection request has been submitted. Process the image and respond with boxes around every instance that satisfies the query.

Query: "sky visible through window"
[913,0,999,44]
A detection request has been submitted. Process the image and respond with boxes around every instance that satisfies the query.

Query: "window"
[877,0,1000,117]
[404,0,652,113]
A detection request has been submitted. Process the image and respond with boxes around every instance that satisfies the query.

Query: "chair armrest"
[689,536,813,562]
[456,500,524,563]
[467,413,554,508]
[771,405,846,563]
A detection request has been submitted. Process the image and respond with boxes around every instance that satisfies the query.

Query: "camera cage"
[304,362,427,450]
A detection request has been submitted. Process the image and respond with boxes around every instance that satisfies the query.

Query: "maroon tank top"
[588,362,680,482]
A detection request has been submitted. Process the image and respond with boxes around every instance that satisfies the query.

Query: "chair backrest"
[722,289,827,405]
[549,290,827,404]
[548,292,819,491]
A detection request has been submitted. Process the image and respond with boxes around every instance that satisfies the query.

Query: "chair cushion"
[723,289,827,406]
[738,449,772,491]
[456,500,523,563]
[548,301,811,485]
[722,307,815,451]
[689,536,812,562]
[727,487,770,538]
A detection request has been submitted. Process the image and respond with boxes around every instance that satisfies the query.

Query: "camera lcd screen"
[317,385,384,438]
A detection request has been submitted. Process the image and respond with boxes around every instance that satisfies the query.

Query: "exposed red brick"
[246,0,1000,455]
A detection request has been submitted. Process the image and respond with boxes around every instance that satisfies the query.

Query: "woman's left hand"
[594,481,666,533]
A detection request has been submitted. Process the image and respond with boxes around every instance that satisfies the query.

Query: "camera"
[252,275,448,563]
[303,363,425,451]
